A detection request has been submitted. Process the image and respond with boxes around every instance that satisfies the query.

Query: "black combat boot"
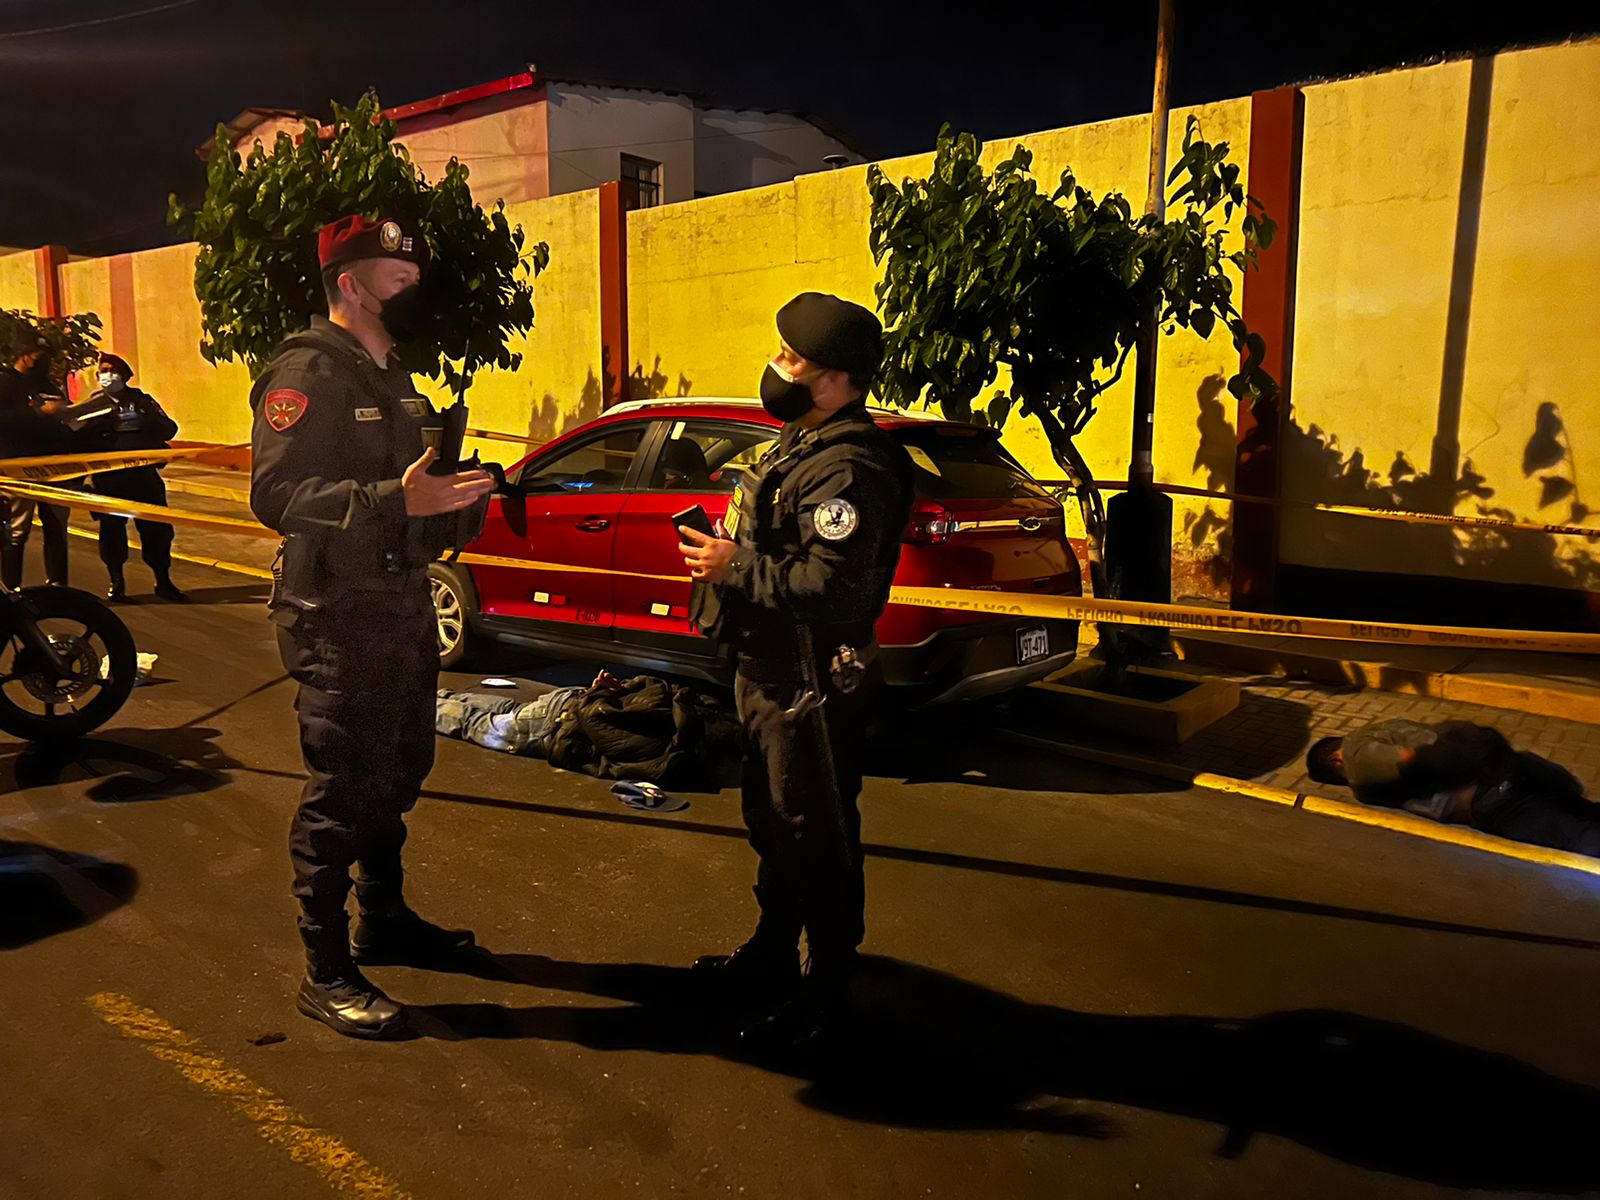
[152,570,187,602]
[297,920,407,1040]
[350,872,475,965]
[694,885,803,998]
[739,950,857,1056]
[105,570,126,602]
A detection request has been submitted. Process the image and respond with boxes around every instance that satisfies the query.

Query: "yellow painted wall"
[0,251,38,313]
[420,188,603,467]
[628,100,1253,599]
[1286,39,1600,593]
[43,190,604,459]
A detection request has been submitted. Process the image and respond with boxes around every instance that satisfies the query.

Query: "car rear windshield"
[892,427,1052,500]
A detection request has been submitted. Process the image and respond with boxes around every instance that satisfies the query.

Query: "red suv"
[429,399,1082,705]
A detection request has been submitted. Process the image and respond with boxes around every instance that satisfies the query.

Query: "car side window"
[646,420,778,494]
[515,424,648,495]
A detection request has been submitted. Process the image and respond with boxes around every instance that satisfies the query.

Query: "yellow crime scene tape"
[5,476,1600,656]
[1059,478,1600,542]
[0,445,248,483]
[466,427,546,447]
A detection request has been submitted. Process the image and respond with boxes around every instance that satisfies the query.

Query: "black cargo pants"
[274,589,438,950]
[734,659,879,975]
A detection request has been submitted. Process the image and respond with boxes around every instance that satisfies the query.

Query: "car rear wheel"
[428,563,476,670]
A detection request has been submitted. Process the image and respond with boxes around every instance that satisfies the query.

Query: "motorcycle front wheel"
[0,587,138,742]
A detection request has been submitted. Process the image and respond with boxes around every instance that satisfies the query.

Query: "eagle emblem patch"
[814,499,859,542]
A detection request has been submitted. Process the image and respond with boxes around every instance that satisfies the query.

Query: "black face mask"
[375,282,429,344]
[760,362,815,422]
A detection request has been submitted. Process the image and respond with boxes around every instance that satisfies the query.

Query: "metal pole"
[1103,0,1177,663]
[1129,0,1175,485]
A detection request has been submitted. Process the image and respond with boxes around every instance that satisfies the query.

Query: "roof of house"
[197,67,868,161]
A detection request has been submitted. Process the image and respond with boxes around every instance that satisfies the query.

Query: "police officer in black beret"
[681,291,914,1049]
[82,352,186,602]
[250,214,494,1039]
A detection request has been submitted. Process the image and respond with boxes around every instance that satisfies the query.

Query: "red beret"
[99,352,133,379]
[317,215,429,272]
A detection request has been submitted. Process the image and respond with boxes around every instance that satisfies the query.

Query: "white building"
[202,66,865,211]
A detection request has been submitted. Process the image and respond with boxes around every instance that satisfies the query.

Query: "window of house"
[620,153,662,210]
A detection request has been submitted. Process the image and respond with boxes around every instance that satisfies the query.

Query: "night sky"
[2,0,1597,256]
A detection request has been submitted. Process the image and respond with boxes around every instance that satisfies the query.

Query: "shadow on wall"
[1181,374,1236,596]
[628,354,694,403]
[1281,399,1600,595]
[522,348,616,446]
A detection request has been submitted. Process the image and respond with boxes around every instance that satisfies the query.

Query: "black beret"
[776,292,882,378]
[99,352,133,379]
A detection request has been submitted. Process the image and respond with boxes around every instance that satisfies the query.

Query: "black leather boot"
[739,951,857,1055]
[152,571,188,602]
[350,873,474,965]
[105,570,126,602]
[692,935,802,998]
[297,921,407,1039]
[694,886,803,998]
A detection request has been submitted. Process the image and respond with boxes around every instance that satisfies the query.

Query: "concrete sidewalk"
[1171,628,1600,725]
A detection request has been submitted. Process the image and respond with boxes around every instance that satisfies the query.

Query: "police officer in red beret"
[250,215,493,1039]
[83,352,185,602]
[681,292,914,1051]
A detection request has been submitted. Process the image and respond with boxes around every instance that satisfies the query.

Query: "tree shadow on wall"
[523,348,616,446]
[1278,400,1600,596]
[629,354,694,402]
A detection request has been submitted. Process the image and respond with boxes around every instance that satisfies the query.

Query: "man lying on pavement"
[435,669,740,786]
[1306,718,1600,857]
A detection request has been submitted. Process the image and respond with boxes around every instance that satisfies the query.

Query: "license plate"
[1016,626,1050,665]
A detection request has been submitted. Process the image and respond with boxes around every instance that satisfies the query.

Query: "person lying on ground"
[435,669,740,786]
[1306,718,1600,857]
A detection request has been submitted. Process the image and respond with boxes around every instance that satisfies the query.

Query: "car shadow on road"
[407,952,1600,1192]
[0,839,138,949]
[0,725,238,804]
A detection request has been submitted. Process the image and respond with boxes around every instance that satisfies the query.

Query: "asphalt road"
[4,545,1600,1200]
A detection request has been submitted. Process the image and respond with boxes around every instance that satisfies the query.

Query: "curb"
[1000,729,1600,881]
[1169,631,1600,725]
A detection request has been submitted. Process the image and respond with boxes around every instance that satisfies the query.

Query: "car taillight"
[904,501,956,545]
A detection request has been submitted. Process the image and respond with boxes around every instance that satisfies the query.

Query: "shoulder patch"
[263,389,309,433]
[814,498,859,542]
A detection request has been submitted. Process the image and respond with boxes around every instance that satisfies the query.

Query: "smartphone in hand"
[671,504,716,539]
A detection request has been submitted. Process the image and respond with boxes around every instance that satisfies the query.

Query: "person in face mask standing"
[250,215,495,1039]
[680,291,914,1051]
[82,353,186,602]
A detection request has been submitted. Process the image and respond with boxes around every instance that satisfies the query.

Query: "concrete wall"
[399,97,551,209]
[0,251,40,313]
[546,85,696,205]
[627,99,1253,599]
[693,108,861,195]
[51,191,605,458]
[1285,39,1600,594]
[440,188,606,466]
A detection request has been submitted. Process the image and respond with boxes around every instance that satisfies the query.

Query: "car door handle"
[575,517,611,532]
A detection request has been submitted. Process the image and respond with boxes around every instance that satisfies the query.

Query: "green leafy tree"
[867,119,1275,595]
[0,308,103,391]
[170,91,550,396]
